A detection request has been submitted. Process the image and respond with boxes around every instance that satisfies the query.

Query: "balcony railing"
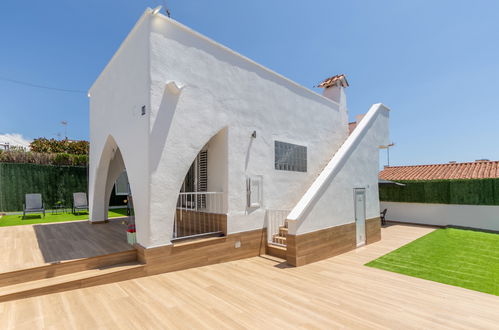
[173,192,226,241]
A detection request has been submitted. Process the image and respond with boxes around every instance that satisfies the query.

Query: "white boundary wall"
[381,201,499,231]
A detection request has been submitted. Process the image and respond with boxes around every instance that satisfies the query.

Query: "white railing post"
[174,192,225,240]
[266,209,290,246]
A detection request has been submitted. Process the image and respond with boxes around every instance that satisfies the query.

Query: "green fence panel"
[379,178,499,206]
[0,163,88,212]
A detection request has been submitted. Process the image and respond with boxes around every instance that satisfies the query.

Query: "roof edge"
[384,160,499,169]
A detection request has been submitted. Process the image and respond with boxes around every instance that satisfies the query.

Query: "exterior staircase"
[265,133,345,261]
[271,222,288,245]
[0,250,146,302]
[266,220,288,259]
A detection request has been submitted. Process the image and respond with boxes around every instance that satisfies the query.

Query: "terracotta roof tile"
[317,74,349,89]
[379,161,499,181]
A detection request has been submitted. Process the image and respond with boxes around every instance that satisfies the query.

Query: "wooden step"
[266,244,287,259]
[272,234,287,245]
[279,226,288,237]
[0,262,146,303]
[0,249,137,288]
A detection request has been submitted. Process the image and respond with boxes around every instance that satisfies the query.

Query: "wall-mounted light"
[151,6,162,15]
[251,131,257,139]
[141,105,146,116]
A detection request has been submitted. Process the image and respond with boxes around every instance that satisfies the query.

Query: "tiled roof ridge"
[385,160,499,168]
[380,160,499,180]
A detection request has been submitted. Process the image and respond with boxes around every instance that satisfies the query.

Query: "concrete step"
[0,262,145,303]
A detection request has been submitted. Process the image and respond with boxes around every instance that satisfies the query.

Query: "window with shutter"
[197,150,208,208]
[179,150,208,209]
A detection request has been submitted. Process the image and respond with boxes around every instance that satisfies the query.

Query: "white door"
[354,188,366,246]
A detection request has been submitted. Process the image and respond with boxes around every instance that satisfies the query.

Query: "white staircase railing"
[266,209,290,247]
[287,103,389,224]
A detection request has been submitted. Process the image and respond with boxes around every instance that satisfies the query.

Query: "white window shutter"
[246,176,262,208]
[197,150,208,208]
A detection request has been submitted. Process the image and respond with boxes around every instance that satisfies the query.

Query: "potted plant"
[127,224,136,245]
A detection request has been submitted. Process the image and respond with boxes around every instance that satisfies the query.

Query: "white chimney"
[317,74,349,112]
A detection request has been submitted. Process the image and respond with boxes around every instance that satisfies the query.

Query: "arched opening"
[90,136,136,242]
[172,128,228,241]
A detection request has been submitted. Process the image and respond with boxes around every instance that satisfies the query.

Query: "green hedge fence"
[0,163,88,212]
[379,178,499,206]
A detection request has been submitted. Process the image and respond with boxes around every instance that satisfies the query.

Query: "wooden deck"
[0,219,132,273]
[2,223,499,329]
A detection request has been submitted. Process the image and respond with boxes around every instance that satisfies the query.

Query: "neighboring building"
[0,142,9,151]
[0,133,31,151]
[379,160,499,231]
[88,8,390,272]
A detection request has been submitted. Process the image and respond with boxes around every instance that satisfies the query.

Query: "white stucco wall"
[381,201,499,231]
[288,104,390,235]
[88,11,152,244]
[145,14,349,246]
[89,9,389,248]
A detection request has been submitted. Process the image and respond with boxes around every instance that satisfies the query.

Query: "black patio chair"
[380,208,387,226]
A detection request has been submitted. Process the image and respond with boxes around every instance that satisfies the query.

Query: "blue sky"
[1,0,498,166]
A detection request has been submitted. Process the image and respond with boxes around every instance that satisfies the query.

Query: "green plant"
[53,153,71,165]
[70,154,88,166]
[30,138,88,155]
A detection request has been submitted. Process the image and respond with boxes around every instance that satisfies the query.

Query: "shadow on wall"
[32,220,130,263]
[149,85,180,171]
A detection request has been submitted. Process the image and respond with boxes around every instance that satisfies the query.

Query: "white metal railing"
[173,192,225,240]
[266,209,290,246]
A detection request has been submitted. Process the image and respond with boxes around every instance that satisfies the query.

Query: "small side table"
[52,204,66,215]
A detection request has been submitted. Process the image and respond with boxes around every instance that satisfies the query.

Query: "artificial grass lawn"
[0,208,127,227]
[366,228,499,296]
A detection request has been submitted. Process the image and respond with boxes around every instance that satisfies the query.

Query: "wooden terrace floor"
[2,223,499,329]
[0,219,132,273]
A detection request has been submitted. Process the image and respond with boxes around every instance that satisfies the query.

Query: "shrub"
[53,153,71,165]
[71,154,88,166]
[30,138,89,155]
[0,150,87,166]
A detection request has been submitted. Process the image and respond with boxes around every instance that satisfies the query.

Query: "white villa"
[88,7,390,269]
